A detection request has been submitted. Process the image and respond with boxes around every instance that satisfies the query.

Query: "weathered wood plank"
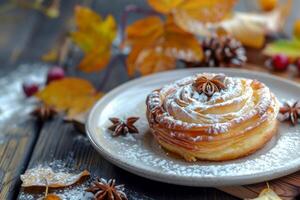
[0,1,84,199]
[0,6,40,76]
[0,119,40,200]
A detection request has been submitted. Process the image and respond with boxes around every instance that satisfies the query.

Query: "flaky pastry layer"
[146,73,279,161]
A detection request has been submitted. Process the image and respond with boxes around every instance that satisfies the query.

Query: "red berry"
[47,66,65,84]
[271,54,289,71]
[295,58,300,72]
[22,81,39,97]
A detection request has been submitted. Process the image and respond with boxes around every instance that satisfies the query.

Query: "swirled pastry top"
[146,73,279,141]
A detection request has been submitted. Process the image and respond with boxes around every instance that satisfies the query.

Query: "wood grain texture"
[0,119,40,200]
[0,1,84,199]
[0,2,50,199]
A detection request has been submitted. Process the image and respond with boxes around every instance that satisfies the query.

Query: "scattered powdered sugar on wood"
[19,160,92,200]
[19,182,93,200]
[0,64,49,144]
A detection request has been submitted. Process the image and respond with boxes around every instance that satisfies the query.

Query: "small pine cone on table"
[201,36,247,67]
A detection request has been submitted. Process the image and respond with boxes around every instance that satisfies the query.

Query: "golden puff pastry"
[146,73,279,161]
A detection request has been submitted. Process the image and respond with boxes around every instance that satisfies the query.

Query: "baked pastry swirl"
[146,73,279,161]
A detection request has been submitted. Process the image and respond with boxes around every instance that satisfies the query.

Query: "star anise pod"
[193,74,226,97]
[30,105,58,121]
[86,178,127,200]
[108,117,139,137]
[279,101,300,126]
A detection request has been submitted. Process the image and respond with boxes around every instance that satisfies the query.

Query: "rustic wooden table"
[0,0,300,199]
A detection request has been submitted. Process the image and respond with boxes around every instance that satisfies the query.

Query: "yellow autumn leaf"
[148,0,236,33]
[35,78,103,118]
[125,16,203,76]
[41,48,58,62]
[71,6,117,72]
[263,38,300,59]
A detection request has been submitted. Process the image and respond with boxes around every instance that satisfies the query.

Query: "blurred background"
[0,0,299,77]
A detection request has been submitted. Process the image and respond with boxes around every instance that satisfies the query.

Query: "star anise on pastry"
[86,178,128,200]
[193,75,226,97]
[30,104,58,121]
[108,117,139,137]
[279,101,300,126]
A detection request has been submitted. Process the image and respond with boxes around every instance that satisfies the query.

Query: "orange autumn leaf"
[125,16,203,76]
[129,48,176,75]
[71,6,117,72]
[35,78,103,118]
[148,0,237,33]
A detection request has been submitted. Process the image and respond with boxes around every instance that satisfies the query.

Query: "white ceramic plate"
[86,68,300,186]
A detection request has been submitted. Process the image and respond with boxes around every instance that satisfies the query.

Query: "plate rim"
[86,68,300,186]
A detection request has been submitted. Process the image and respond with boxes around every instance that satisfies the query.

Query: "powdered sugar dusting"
[101,123,300,178]
[146,73,278,136]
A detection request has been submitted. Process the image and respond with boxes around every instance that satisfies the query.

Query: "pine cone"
[201,36,247,67]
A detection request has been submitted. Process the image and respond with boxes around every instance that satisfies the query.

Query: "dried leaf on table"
[36,177,62,200]
[124,16,202,76]
[64,112,88,134]
[41,48,58,62]
[263,38,300,59]
[71,6,117,72]
[148,0,236,33]
[43,194,61,200]
[248,187,281,200]
[35,77,104,119]
[216,0,292,48]
[21,167,90,188]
